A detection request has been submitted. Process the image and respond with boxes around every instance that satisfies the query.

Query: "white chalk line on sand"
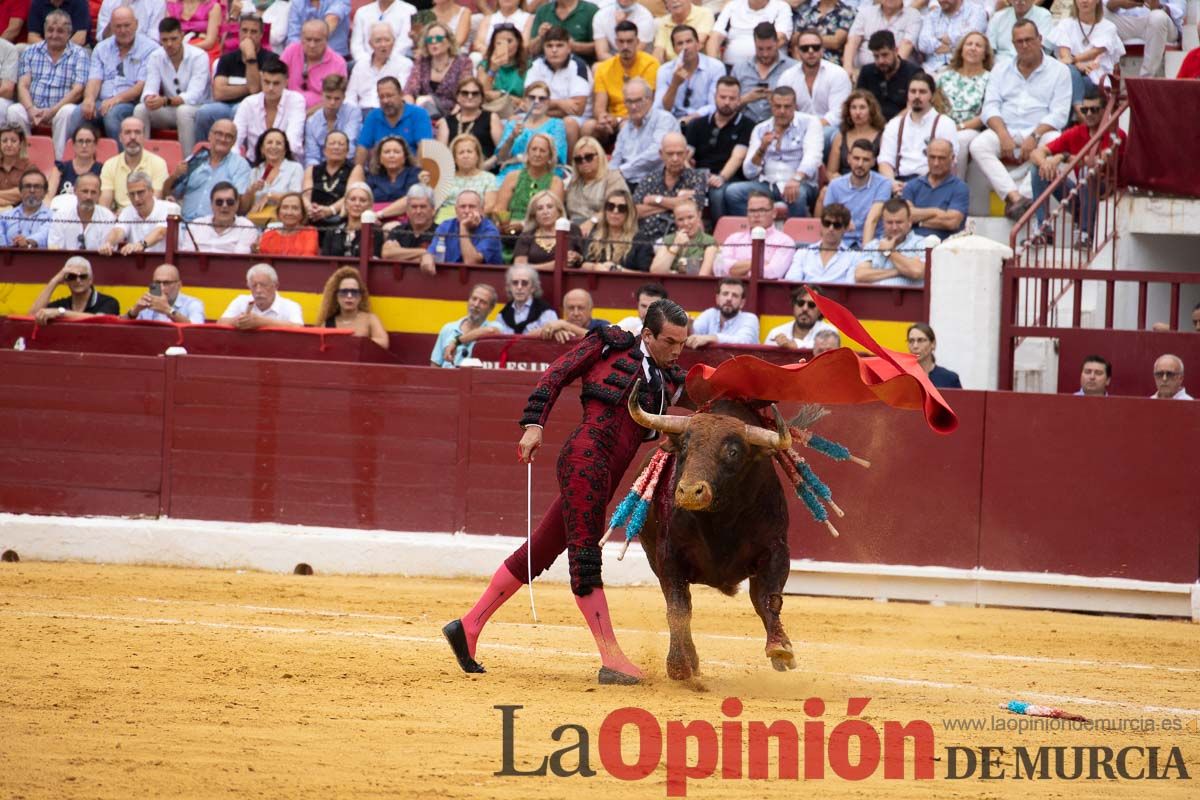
[4,591,1196,678]
[4,608,1199,720]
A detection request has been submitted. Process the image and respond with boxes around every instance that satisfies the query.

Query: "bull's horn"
[627,380,689,434]
[743,405,793,451]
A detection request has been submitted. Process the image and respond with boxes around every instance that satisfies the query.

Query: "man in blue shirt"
[820,138,893,246]
[0,169,54,248]
[356,76,433,165]
[420,191,503,271]
[124,263,206,323]
[69,6,157,141]
[899,138,968,240]
[161,118,252,221]
[288,0,352,60]
[430,283,502,367]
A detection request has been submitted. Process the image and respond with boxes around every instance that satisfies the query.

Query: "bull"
[627,388,800,680]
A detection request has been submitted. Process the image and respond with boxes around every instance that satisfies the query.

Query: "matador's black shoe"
[443,619,486,674]
[598,666,641,685]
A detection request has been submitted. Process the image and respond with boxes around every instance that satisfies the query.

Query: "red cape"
[685,289,958,434]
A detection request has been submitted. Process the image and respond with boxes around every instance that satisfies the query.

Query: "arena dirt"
[0,562,1196,799]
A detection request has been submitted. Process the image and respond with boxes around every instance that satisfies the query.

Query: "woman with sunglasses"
[48,127,103,199]
[404,22,474,118]
[319,182,385,257]
[514,190,583,269]
[476,23,529,116]
[492,81,568,181]
[436,134,497,222]
[827,90,885,177]
[580,188,654,272]
[564,135,628,238]
[304,130,354,228]
[258,192,320,256]
[0,124,32,207]
[315,266,389,348]
[348,135,426,219]
[494,131,564,237]
[937,32,992,181]
[241,127,304,223]
[473,0,533,55]
[436,77,502,160]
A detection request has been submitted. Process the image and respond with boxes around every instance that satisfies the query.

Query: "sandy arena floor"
[0,561,1197,799]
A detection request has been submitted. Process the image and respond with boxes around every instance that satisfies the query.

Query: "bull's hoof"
[442,619,486,674]
[767,641,796,672]
[666,660,693,681]
[598,667,641,685]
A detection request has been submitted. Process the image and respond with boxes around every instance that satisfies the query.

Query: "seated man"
[682,75,754,219]
[1105,0,1183,77]
[730,22,796,124]
[593,0,655,61]
[608,77,680,190]
[99,116,169,212]
[431,282,502,368]
[162,119,253,222]
[708,0,792,67]
[727,85,822,217]
[1075,354,1112,397]
[649,198,717,275]
[30,256,120,323]
[782,202,859,284]
[656,24,725,122]
[233,60,307,160]
[134,18,211,155]
[28,0,91,47]
[988,0,1053,63]
[917,0,987,73]
[306,75,363,167]
[0,168,53,249]
[178,182,261,254]
[898,138,969,241]
[419,190,504,273]
[537,288,611,342]
[351,0,415,64]
[817,138,893,247]
[49,173,115,250]
[1150,354,1191,400]
[529,0,599,60]
[96,0,163,43]
[877,73,958,185]
[381,184,438,260]
[779,28,852,152]
[968,20,1071,221]
[490,264,558,335]
[615,282,668,334]
[714,189,796,279]
[812,328,842,356]
[854,31,921,121]
[856,197,935,286]
[281,19,348,112]
[8,9,88,159]
[632,132,707,242]
[70,7,157,141]
[687,277,760,347]
[345,23,411,112]
[218,263,305,329]
[764,285,839,349]
[585,21,660,145]
[194,14,283,145]
[124,263,206,323]
[100,171,177,255]
[524,26,591,144]
[846,0,920,77]
[287,0,352,61]
[356,76,433,164]
[654,0,716,63]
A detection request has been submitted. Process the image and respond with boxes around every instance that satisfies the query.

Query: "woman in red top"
[257,192,320,256]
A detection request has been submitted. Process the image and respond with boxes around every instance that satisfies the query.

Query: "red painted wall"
[0,350,1195,584]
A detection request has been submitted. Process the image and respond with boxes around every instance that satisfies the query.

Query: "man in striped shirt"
[6,9,88,159]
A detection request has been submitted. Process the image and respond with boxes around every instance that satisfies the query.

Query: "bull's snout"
[675,480,713,510]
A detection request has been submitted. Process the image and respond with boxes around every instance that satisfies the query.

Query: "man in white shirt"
[1150,354,1192,399]
[778,28,852,154]
[233,60,307,161]
[524,27,592,127]
[687,278,761,347]
[707,0,792,66]
[1105,0,1183,77]
[135,18,212,154]
[179,182,261,254]
[48,173,115,251]
[99,171,177,255]
[351,0,416,63]
[988,0,1053,63]
[726,85,823,216]
[346,22,414,110]
[877,72,958,184]
[219,263,305,329]
[594,0,656,60]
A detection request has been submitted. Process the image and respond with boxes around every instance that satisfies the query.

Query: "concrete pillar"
[929,235,1012,390]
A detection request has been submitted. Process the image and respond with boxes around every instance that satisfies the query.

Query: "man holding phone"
[656,24,724,122]
[731,22,795,124]
[125,263,206,323]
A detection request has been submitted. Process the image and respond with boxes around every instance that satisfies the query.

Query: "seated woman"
[564,135,628,238]
[579,189,655,272]
[303,130,354,228]
[241,127,304,225]
[492,82,569,181]
[403,22,475,119]
[476,23,528,118]
[258,192,320,256]
[437,134,497,223]
[0,123,32,207]
[494,132,564,237]
[649,199,717,276]
[319,182,384,257]
[513,190,583,269]
[349,136,425,219]
[168,0,222,52]
[48,126,102,199]
[436,78,501,162]
[826,90,885,177]
[1049,0,1124,107]
[937,32,992,181]
[472,0,532,56]
[315,266,389,349]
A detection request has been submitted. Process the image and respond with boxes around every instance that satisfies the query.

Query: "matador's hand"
[517,426,542,463]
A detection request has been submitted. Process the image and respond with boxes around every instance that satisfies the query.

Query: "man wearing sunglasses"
[782,202,858,284]
[778,29,851,155]
[70,7,156,142]
[765,286,839,349]
[0,168,53,249]
[1029,83,1125,249]
[286,0,352,60]
[1149,355,1191,400]
[30,255,120,323]
[135,18,212,155]
[281,19,348,113]
[178,182,260,254]
[49,173,116,251]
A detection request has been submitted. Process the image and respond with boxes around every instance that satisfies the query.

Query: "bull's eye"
[723,444,741,461]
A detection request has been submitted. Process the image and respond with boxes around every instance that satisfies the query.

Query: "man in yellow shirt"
[584,21,659,146]
[98,117,169,212]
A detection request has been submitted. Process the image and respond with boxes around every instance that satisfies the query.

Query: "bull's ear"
[658,435,681,453]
